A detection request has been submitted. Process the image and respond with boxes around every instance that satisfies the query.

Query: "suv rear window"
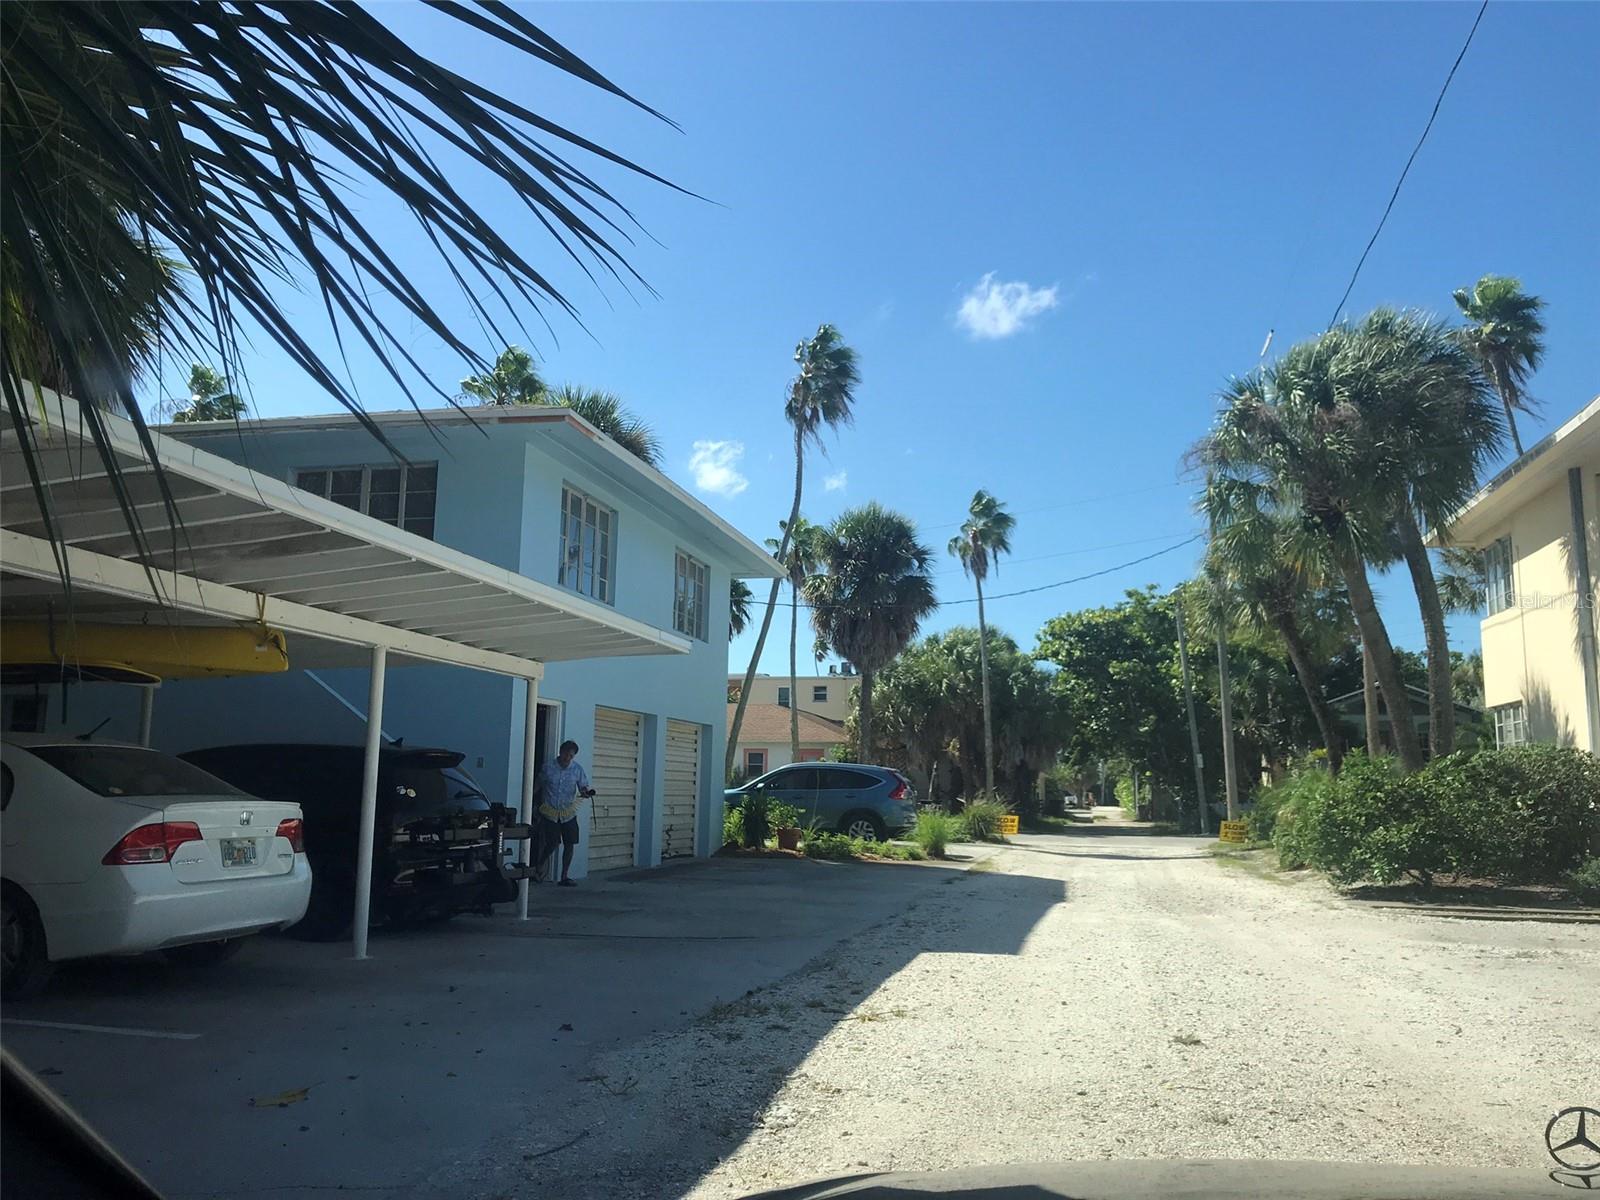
[389,762,490,825]
[29,745,244,798]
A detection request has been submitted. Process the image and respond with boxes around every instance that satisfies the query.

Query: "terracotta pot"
[776,826,802,851]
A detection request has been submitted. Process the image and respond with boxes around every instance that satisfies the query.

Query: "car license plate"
[222,838,257,868]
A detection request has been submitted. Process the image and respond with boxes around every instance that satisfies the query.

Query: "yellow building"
[1438,397,1600,752]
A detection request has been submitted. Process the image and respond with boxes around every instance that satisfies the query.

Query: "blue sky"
[149,2,1600,675]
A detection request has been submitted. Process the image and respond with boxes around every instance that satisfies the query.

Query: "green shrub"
[1271,744,1600,886]
[767,800,803,831]
[1115,776,1137,819]
[958,797,1010,843]
[1268,767,1335,870]
[912,810,955,858]
[803,832,926,862]
[722,805,745,847]
[1412,745,1600,881]
[738,792,771,848]
[1563,857,1600,905]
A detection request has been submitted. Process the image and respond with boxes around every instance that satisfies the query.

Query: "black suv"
[181,743,518,939]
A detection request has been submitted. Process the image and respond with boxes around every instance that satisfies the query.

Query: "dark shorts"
[540,816,579,848]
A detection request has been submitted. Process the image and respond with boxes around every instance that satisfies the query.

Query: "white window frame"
[812,685,828,704]
[673,549,709,641]
[1492,702,1528,749]
[558,485,616,605]
[1483,536,1515,616]
[292,463,438,539]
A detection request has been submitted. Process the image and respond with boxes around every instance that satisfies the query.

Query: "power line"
[933,529,1200,576]
[1326,0,1489,330]
[768,532,1205,613]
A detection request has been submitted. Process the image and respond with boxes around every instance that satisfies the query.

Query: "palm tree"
[1201,333,1426,772]
[1202,489,1351,772]
[1345,308,1502,758]
[1436,545,1487,615]
[767,516,824,761]
[804,503,938,762]
[168,364,245,423]
[729,579,754,642]
[726,325,860,775]
[458,348,546,407]
[948,490,1016,795]
[1453,275,1547,456]
[4,3,674,587]
[541,384,662,468]
[457,354,662,468]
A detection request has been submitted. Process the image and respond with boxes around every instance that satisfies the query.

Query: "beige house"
[1436,397,1600,752]
[726,703,849,779]
[727,670,858,724]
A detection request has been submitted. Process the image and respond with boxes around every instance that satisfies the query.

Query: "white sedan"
[1,735,312,997]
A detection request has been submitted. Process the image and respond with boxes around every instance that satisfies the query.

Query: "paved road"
[472,819,1599,1199]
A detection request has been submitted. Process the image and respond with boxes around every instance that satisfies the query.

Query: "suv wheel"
[839,812,886,842]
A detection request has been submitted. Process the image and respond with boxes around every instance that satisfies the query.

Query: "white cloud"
[824,469,848,493]
[956,272,1060,339]
[689,440,749,497]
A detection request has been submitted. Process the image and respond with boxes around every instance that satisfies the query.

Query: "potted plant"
[739,791,771,849]
[769,800,804,851]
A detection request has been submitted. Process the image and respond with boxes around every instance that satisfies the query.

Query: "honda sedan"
[1,736,312,998]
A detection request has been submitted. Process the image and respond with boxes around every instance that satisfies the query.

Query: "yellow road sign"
[1218,820,1249,845]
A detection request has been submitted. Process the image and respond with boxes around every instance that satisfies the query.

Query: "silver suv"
[725,763,917,841]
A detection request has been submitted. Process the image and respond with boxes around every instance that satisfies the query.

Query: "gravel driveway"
[458,817,1598,1199]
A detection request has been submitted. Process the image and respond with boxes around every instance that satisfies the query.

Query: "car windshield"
[26,745,244,798]
[389,762,491,825]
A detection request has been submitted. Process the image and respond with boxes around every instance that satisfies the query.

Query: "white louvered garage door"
[588,707,640,872]
[662,720,701,859]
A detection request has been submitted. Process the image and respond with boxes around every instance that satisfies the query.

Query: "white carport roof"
[1,392,692,677]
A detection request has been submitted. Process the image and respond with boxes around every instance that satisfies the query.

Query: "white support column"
[518,676,540,920]
[137,685,157,747]
[352,645,387,960]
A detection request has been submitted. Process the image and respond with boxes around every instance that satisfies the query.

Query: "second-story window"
[673,550,709,641]
[812,685,828,704]
[294,464,437,539]
[777,686,790,708]
[1483,536,1514,615]
[559,486,614,604]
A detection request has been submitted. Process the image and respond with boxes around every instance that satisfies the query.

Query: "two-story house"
[1434,396,1600,753]
[132,406,780,876]
[727,670,858,775]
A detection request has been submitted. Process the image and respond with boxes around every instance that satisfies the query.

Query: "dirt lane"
[454,823,1598,1199]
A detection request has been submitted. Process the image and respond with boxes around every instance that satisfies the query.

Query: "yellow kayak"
[0,622,289,684]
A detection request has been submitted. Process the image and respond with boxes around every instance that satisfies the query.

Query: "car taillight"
[102,821,203,866]
[888,780,907,802]
[275,818,305,853]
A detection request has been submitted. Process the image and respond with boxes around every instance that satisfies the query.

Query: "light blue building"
[65,406,777,877]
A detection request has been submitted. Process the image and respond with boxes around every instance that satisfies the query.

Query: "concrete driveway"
[1,851,994,1199]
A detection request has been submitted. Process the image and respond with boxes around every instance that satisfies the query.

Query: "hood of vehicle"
[735,1158,1559,1200]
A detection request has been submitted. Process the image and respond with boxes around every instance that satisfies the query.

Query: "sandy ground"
[455,817,1598,1199]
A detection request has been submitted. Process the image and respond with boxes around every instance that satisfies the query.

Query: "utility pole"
[1174,595,1209,836]
[1216,615,1240,822]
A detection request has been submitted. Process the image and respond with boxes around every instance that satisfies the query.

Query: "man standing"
[536,740,595,887]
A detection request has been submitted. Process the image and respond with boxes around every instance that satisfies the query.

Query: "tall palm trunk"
[858,669,875,763]
[1338,548,1425,771]
[1393,503,1455,758]
[975,573,995,795]
[1361,640,1382,755]
[1494,361,1524,456]
[788,578,800,760]
[1271,611,1343,775]
[727,423,804,775]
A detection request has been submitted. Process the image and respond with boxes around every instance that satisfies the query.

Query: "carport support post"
[518,676,540,920]
[352,645,387,961]
[137,685,157,747]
